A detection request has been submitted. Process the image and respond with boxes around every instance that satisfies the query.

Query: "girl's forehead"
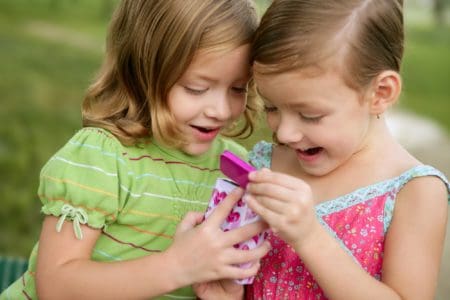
[183,44,251,82]
[254,66,358,103]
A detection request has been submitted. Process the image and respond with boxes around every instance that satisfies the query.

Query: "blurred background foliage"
[0,0,449,259]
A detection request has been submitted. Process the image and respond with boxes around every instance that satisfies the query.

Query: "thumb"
[176,211,204,234]
[220,279,243,294]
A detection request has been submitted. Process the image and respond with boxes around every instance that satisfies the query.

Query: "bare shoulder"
[397,174,448,206]
[394,173,448,227]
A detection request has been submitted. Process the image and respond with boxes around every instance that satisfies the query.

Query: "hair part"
[252,0,404,92]
[82,0,259,146]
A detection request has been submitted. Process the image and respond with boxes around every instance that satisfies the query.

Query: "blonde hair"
[82,0,259,146]
[252,0,404,91]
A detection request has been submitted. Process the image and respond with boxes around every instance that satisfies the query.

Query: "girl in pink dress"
[241,0,450,299]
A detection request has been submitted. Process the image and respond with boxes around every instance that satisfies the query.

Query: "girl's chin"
[180,142,214,156]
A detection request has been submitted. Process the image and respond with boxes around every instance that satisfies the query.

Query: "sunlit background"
[0,0,449,298]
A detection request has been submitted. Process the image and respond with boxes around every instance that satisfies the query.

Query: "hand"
[168,187,270,287]
[193,279,244,300]
[245,168,320,248]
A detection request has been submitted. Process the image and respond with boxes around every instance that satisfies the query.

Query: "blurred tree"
[433,0,445,25]
[433,0,450,25]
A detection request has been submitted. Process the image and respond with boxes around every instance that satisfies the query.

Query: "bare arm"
[36,216,177,300]
[381,176,448,299]
[36,189,270,300]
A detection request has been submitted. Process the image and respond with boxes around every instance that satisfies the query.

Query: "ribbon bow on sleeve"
[56,204,89,240]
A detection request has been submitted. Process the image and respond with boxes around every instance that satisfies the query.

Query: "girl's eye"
[231,87,248,95]
[263,105,277,113]
[184,86,208,95]
[300,114,323,123]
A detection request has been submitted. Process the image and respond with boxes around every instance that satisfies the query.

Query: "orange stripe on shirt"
[42,175,117,197]
[128,209,180,222]
[126,225,173,239]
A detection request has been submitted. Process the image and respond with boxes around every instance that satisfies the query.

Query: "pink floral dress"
[246,141,450,300]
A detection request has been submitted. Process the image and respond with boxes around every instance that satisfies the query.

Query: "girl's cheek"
[266,114,279,132]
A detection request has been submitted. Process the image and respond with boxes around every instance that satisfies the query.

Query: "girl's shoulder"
[392,165,449,195]
[248,141,293,170]
[38,127,131,231]
[393,165,449,202]
[57,127,150,163]
[68,127,124,151]
[43,127,127,174]
[248,140,274,169]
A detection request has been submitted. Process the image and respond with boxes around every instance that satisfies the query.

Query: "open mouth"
[297,147,324,160]
[190,125,221,142]
[191,125,217,133]
[301,147,323,155]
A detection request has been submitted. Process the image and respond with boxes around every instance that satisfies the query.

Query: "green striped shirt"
[0,127,248,300]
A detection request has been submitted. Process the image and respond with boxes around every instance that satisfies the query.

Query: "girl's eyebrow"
[187,72,251,85]
[189,72,220,84]
[256,87,317,110]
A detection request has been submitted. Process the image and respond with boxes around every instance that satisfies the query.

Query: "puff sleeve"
[38,128,130,239]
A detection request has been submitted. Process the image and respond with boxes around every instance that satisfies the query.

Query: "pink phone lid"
[220,150,256,188]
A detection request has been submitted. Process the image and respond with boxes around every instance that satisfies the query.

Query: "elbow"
[36,268,66,300]
[36,270,55,300]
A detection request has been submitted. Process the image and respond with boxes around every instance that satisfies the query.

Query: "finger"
[249,168,309,191]
[246,194,283,229]
[247,180,310,206]
[206,187,244,227]
[232,241,271,264]
[243,193,287,215]
[220,279,244,294]
[224,259,262,280]
[226,220,268,245]
[215,241,269,280]
[176,211,204,234]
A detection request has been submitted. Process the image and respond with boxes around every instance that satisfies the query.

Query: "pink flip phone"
[203,151,265,285]
[220,150,256,188]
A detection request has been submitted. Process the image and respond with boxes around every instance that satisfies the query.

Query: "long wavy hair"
[82,0,259,146]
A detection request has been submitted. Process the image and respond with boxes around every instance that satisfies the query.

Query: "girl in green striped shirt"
[0,1,270,299]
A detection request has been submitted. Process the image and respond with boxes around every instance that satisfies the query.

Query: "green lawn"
[0,0,449,256]
[401,24,450,128]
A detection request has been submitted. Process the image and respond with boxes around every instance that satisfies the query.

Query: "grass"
[0,0,110,256]
[401,24,450,128]
[0,0,449,257]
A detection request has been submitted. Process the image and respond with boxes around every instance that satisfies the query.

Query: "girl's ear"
[368,70,402,116]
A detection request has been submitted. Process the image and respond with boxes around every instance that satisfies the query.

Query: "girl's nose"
[275,114,303,145]
[204,93,232,121]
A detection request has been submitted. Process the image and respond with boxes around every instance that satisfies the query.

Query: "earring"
[376,114,380,119]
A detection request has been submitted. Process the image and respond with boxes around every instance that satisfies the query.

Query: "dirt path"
[387,110,450,300]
